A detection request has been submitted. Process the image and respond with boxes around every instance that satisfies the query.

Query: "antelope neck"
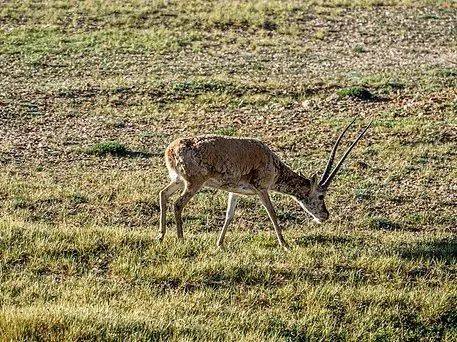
[273,163,311,197]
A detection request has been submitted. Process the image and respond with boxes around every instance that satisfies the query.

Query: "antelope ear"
[310,173,319,187]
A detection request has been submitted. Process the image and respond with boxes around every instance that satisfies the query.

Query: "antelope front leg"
[217,192,238,249]
[258,190,290,251]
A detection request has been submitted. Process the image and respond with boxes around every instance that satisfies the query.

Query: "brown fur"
[158,135,329,250]
[165,135,287,194]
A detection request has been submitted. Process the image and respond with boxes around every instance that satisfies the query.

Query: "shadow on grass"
[367,217,403,231]
[335,86,390,102]
[294,233,366,247]
[121,150,152,158]
[398,237,457,264]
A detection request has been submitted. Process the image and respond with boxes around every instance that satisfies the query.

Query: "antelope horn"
[319,118,356,185]
[321,120,372,188]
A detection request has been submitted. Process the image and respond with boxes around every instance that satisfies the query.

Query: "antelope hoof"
[282,244,291,252]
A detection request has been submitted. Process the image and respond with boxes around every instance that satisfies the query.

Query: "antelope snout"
[315,211,329,223]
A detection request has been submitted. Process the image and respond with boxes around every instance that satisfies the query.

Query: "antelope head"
[294,119,372,223]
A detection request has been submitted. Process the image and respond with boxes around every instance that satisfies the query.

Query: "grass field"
[0,0,456,340]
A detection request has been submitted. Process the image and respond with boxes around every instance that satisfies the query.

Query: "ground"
[0,0,456,340]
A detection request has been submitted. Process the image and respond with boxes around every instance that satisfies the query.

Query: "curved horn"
[321,120,372,188]
[319,118,356,185]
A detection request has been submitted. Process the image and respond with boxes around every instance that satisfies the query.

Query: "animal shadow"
[398,237,457,265]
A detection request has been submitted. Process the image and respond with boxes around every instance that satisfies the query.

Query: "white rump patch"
[168,169,180,182]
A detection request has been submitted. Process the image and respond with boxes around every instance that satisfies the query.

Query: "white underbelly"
[204,179,256,195]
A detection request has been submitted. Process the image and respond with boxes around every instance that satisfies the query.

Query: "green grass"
[85,141,128,156]
[0,0,456,340]
[353,45,367,53]
[0,218,455,340]
[337,87,375,100]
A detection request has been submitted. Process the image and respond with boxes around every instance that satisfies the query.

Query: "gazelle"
[158,119,371,250]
